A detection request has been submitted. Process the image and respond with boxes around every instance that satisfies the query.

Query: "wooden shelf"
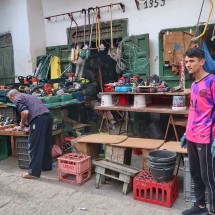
[99,89,191,96]
[95,105,188,115]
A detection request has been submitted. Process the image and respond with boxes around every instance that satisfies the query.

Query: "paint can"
[132,95,146,108]
[172,96,186,110]
[101,95,113,106]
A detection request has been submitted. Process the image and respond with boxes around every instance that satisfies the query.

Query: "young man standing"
[8,89,53,179]
[181,47,215,215]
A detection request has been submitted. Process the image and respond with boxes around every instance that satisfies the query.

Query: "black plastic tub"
[150,165,175,182]
[148,160,176,169]
[148,150,177,163]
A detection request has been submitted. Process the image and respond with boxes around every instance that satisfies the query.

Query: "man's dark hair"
[185,47,205,59]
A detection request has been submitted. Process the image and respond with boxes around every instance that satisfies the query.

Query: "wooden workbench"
[95,90,189,134]
[0,128,63,157]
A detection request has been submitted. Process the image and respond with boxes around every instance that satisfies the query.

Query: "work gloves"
[211,139,215,158]
[180,133,187,148]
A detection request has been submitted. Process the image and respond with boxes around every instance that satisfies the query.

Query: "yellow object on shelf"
[51,56,61,89]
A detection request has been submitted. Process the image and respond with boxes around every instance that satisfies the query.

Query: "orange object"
[32,78,38,83]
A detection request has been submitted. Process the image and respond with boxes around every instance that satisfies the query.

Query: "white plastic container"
[172,96,186,110]
[132,95,146,108]
[101,95,113,106]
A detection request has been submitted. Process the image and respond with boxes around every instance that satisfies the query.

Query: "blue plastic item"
[115,86,131,92]
[202,41,215,74]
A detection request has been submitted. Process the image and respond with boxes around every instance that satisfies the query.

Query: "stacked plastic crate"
[58,153,91,185]
[16,137,30,169]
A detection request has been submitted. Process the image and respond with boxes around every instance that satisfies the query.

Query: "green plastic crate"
[0,136,8,161]
[60,94,72,102]
[43,96,60,104]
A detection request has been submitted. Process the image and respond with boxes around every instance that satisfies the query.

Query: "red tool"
[104,84,114,92]
[118,77,125,85]
[43,83,52,94]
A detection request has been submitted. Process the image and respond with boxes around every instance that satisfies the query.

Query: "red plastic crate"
[58,168,91,185]
[57,153,91,174]
[133,171,178,208]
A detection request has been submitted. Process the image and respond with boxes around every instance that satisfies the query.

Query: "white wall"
[42,0,215,75]
[0,0,30,78]
[0,0,46,79]
[26,0,46,72]
[0,0,214,78]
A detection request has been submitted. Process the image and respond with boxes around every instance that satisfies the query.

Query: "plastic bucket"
[118,95,129,106]
[101,95,113,106]
[148,150,177,163]
[132,95,146,108]
[150,165,175,182]
[52,144,62,158]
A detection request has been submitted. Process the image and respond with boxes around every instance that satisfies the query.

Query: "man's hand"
[211,139,215,158]
[20,121,25,129]
[180,133,187,148]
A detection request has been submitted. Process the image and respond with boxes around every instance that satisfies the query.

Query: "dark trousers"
[28,113,53,177]
[187,140,215,213]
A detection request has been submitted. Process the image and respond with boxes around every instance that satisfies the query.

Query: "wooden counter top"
[111,138,164,149]
[95,105,189,115]
[99,89,191,96]
[77,134,128,144]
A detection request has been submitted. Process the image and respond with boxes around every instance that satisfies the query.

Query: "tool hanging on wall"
[192,0,214,41]
[68,14,79,61]
[88,8,95,48]
[96,7,105,52]
[108,4,118,61]
[82,9,87,48]
[96,7,101,51]
[68,15,74,61]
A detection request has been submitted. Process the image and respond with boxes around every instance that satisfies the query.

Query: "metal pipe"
[45,2,125,21]
[192,0,214,41]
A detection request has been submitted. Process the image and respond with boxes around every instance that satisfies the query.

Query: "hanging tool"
[68,15,75,61]
[108,4,117,59]
[68,13,79,61]
[192,0,214,41]
[88,7,94,46]
[110,4,114,49]
[96,7,102,51]
[82,9,87,48]
[88,8,95,48]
